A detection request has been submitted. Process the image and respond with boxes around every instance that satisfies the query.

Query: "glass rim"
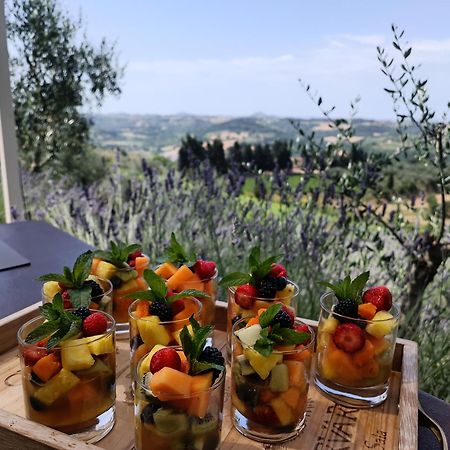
[41,276,113,302]
[231,316,316,354]
[128,297,203,325]
[228,279,299,301]
[320,291,401,323]
[135,352,225,397]
[95,253,150,273]
[17,309,116,348]
[154,264,218,283]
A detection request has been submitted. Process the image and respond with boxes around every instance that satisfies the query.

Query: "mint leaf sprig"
[319,271,370,303]
[180,317,224,375]
[125,269,209,303]
[95,241,140,268]
[38,250,95,308]
[219,246,283,289]
[164,233,197,267]
[251,304,310,357]
[25,294,82,349]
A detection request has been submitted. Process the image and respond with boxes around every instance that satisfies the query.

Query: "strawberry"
[294,323,311,344]
[235,284,258,309]
[362,286,392,312]
[23,347,48,366]
[171,299,185,315]
[82,312,108,337]
[194,260,216,279]
[150,348,181,374]
[129,250,143,260]
[333,323,365,353]
[270,263,287,278]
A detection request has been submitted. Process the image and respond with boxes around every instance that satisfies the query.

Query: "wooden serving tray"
[0,301,418,450]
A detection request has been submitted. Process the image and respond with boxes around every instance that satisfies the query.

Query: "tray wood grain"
[0,301,418,450]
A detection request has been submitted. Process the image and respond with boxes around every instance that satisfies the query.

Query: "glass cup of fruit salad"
[231,304,314,444]
[128,269,207,379]
[314,272,400,407]
[40,251,113,314]
[134,317,225,450]
[155,233,218,328]
[92,242,150,336]
[17,295,116,443]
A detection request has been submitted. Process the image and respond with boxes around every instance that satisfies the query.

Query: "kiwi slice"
[190,414,218,436]
[153,408,189,434]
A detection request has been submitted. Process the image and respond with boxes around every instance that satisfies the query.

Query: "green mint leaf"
[191,360,224,375]
[350,271,370,302]
[124,290,155,301]
[254,336,274,356]
[125,244,140,257]
[40,303,60,321]
[253,255,282,279]
[189,316,201,333]
[46,326,69,349]
[25,320,60,344]
[52,293,64,313]
[168,289,210,303]
[180,325,194,360]
[95,241,140,267]
[275,328,310,345]
[37,274,69,283]
[72,251,94,286]
[64,266,74,284]
[143,269,167,300]
[60,319,82,342]
[165,233,189,265]
[68,286,92,308]
[219,272,252,288]
[248,246,261,272]
[94,250,115,262]
[259,303,282,328]
[192,325,213,360]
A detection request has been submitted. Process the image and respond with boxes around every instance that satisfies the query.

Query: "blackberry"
[200,346,225,367]
[150,300,173,321]
[140,402,160,424]
[333,299,358,321]
[130,334,144,351]
[83,280,104,300]
[236,384,259,407]
[271,310,293,328]
[73,307,91,320]
[257,276,278,298]
[276,276,288,290]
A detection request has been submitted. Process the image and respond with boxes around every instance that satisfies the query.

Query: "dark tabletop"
[0,220,449,449]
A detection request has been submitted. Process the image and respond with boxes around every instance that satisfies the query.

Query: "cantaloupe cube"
[285,360,308,392]
[32,353,61,382]
[269,397,294,425]
[188,371,213,418]
[135,256,150,276]
[155,262,178,279]
[150,367,192,400]
[172,301,200,330]
[91,257,101,275]
[135,300,150,318]
[134,344,151,373]
[352,339,375,367]
[280,387,301,410]
[166,265,194,291]
[327,347,362,383]
[367,335,391,355]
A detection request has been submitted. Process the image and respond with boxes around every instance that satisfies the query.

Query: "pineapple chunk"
[137,316,171,349]
[61,339,95,371]
[43,281,61,299]
[84,334,114,355]
[275,283,295,303]
[33,368,80,406]
[366,311,396,338]
[243,348,282,380]
[320,316,339,334]
[270,396,294,425]
[96,261,117,280]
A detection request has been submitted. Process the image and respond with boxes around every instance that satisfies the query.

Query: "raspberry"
[82,312,108,336]
[193,260,217,279]
[362,286,392,311]
[271,310,293,328]
[333,323,365,353]
[256,276,278,298]
[73,307,91,320]
[150,300,173,321]
[129,250,143,261]
[270,263,287,278]
[62,290,71,300]
[200,346,225,367]
[150,348,181,374]
[333,299,358,321]
[23,347,48,366]
[276,276,288,290]
[83,280,104,300]
[235,284,258,309]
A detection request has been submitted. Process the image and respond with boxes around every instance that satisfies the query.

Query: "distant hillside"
[89,113,400,160]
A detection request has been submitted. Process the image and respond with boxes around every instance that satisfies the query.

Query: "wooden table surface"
[0,220,449,449]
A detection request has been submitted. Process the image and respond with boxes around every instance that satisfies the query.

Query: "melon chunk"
[285,360,308,391]
[137,316,171,348]
[150,367,192,400]
[188,371,213,418]
[280,387,302,410]
[155,262,178,279]
[269,397,294,425]
[235,324,262,348]
[166,265,194,291]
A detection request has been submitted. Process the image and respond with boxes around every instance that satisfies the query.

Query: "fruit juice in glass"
[18,311,116,443]
[134,352,225,450]
[92,254,150,335]
[129,297,203,377]
[314,292,400,407]
[231,317,314,443]
[42,277,113,315]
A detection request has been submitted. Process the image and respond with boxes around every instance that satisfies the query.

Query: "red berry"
[294,323,311,344]
[23,347,48,366]
[270,263,287,278]
[128,259,136,267]
[362,286,392,312]
[129,250,143,260]
[63,299,73,309]
[150,348,181,374]
[36,338,49,347]
[58,282,67,291]
[171,299,185,315]
[82,312,108,337]
[235,284,258,310]
[281,304,295,323]
[333,323,365,353]
[62,290,71,300]
[194,260,217,279]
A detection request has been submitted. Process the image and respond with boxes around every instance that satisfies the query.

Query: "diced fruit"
[360,358,380,378]
[285,360,307,391]
[95,261,117,280]
[325,343,362,383]
[134,343,150,369]
[246,317,260,327]
[135,301,150,318]
[365,311,396,338]
[138,344,167,378]
[358,302,377,320]
[166,265,194,291]
[235,324,262,348]
[362,286,393,312]
[280,387,302,410]
[42,281,61,299]
[244,348,282,380]
[253,405,279,425]
[115,278,142,296]
[23,347,48,366]
[269,397,294,426]
[84,333,114,355]
[234,284,258,310]
[333,323,366,353]
[269,363,289,392]
[137,316,171,348]
[275,283,295,301]
[188,371,213,418]
[32,368,80,406]
[270,263,287,278]
[134,256,149,275]
[32,353,61,382]
[153,408,189,434]
[193,260,216,279]
[60,339,95,371]
[154,262,178,279]
[150,367,192,400]
[172,301,200,328]
[367,335,391,355]
[237,355,256,376]
[75,358,112,377]
[352,339,375,367]
[150,348,181,374]
[82,312,108,337]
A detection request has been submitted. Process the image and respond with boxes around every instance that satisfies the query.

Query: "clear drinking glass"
[134,352,225,450]
[17,310,116,443]
[314,292,400,407]
[231,316,315,444]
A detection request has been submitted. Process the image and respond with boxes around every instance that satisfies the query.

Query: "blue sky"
[63,0,450,119]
